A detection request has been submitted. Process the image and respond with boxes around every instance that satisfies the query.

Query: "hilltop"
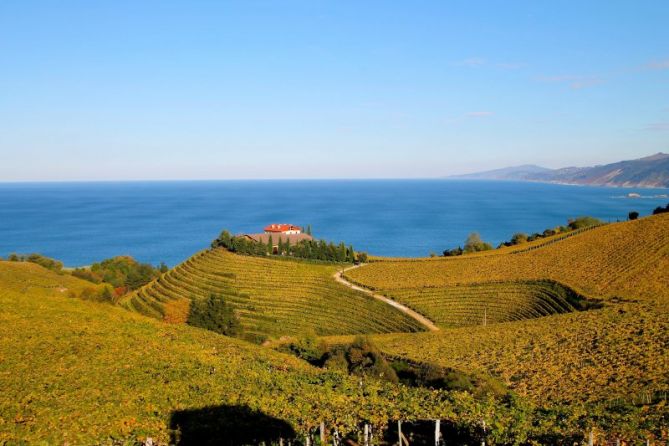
[342,213,669,416]
[451,152,669,188]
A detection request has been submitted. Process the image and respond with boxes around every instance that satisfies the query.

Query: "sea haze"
[0,180,667,267]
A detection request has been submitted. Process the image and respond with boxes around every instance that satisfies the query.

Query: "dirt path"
[334,265,440,332]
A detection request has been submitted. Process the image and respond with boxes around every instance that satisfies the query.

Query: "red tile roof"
[264,224,301,233]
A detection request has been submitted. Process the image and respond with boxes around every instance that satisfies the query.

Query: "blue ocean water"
[0,180,667,267]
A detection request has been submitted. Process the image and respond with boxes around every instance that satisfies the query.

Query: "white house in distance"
[264,224,302,235]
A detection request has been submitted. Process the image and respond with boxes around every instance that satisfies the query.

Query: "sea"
[0,180,667,267]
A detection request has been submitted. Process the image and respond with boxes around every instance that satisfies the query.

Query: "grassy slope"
[349,214,669,300]
[123,249,425,339]
[341,214,669,405]
[0,262,450,444]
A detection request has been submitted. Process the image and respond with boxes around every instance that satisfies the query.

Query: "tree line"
[211,230,368,263]
[442,216,604,257]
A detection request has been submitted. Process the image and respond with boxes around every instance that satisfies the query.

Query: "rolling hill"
[121,249,425,340]
[2,214,668,443]
[0,261,460,444]
[451,152,669,188]
[341,213,669,414]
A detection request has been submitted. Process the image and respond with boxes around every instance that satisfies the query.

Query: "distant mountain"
[450,153,669,188]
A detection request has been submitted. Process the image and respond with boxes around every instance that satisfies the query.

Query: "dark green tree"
[187,294,242,337]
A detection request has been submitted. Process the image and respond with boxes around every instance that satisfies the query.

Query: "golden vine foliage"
[340,213,669,407]
[0,262,463,444]
[122,249,425,338]
[349,213,669,301]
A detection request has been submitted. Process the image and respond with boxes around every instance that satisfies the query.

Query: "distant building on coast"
[244,224,313,254]
[263,224,303,235]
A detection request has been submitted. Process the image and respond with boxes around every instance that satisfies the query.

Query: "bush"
[652,203,669,215]
[285,332,327,366]
[567,216,603,230]
[5,253,63,272]
[73,256,164,292]
[463,233,493,253]
[443,246,463,257]
[187,294,243,337]
[628,211,639,221]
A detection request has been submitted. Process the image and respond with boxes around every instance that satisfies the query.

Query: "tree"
[510,233,528,245]
[443,246,463,257]
[652,203,669,215]
[628,211,639,221]
[305,224,312,236]
[567,216,603,230]
[267,235,273,254]
[464,232,493,253]
[187,294,242,337]
[159,262,169,274]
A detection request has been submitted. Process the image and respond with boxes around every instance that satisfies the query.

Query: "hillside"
[122,249,425,340]
[347,213,669,300]
[342,213,669,410]
[451,152,669,188]
[0,261,460,444]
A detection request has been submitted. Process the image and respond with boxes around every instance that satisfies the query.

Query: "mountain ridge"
[450,152,669,188]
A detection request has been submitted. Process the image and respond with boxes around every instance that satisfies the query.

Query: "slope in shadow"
[170,404,295,446]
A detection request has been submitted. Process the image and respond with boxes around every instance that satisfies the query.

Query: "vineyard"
[337,213,669,422]
[0,261,457,444]
[348,213,669,301]
[383,280,588,328]
[121,249,425,339]
[2,260,627,445]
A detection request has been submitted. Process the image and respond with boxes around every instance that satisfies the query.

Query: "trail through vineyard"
[334,264,440,332]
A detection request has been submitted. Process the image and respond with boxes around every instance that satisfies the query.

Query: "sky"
[1,1,668,181]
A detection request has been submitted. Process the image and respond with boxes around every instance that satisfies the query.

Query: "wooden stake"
[363,423,369,446]
[320,422,326,444]
[435,419,440,446]
[588,429,594,446]
[306,434,311,446]
[398,420,402,446]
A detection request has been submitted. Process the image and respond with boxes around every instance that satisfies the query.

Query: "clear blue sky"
[1,1,668,180]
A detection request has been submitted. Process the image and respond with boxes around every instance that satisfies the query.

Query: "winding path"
[334,265,440,332]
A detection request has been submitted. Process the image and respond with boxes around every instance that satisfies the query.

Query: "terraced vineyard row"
[383,280,584,328]
[337,213,669,414]
[349,213,669,301]
[368,300,669,407]
[122,249,426,338]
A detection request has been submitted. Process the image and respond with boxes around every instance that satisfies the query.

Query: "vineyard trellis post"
[363,423,369,446]
[306,433,311,446]
[398,420,402,446]
[320,422,326,444]
[435,419,441,446]
[588,429,593,446]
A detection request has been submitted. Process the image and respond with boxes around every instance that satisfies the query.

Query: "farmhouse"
[264,224,302,235]
[245,224,313,254]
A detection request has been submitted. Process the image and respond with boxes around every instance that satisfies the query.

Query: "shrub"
[510,233,529,245]
[464,233,493,253]
[443,246,464,257]
[628,211,639,221]
[74,256,164,291]
[187,294,243,337]
[652,203,669,215]
[285,332,327,366]
[568,216,603,230]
